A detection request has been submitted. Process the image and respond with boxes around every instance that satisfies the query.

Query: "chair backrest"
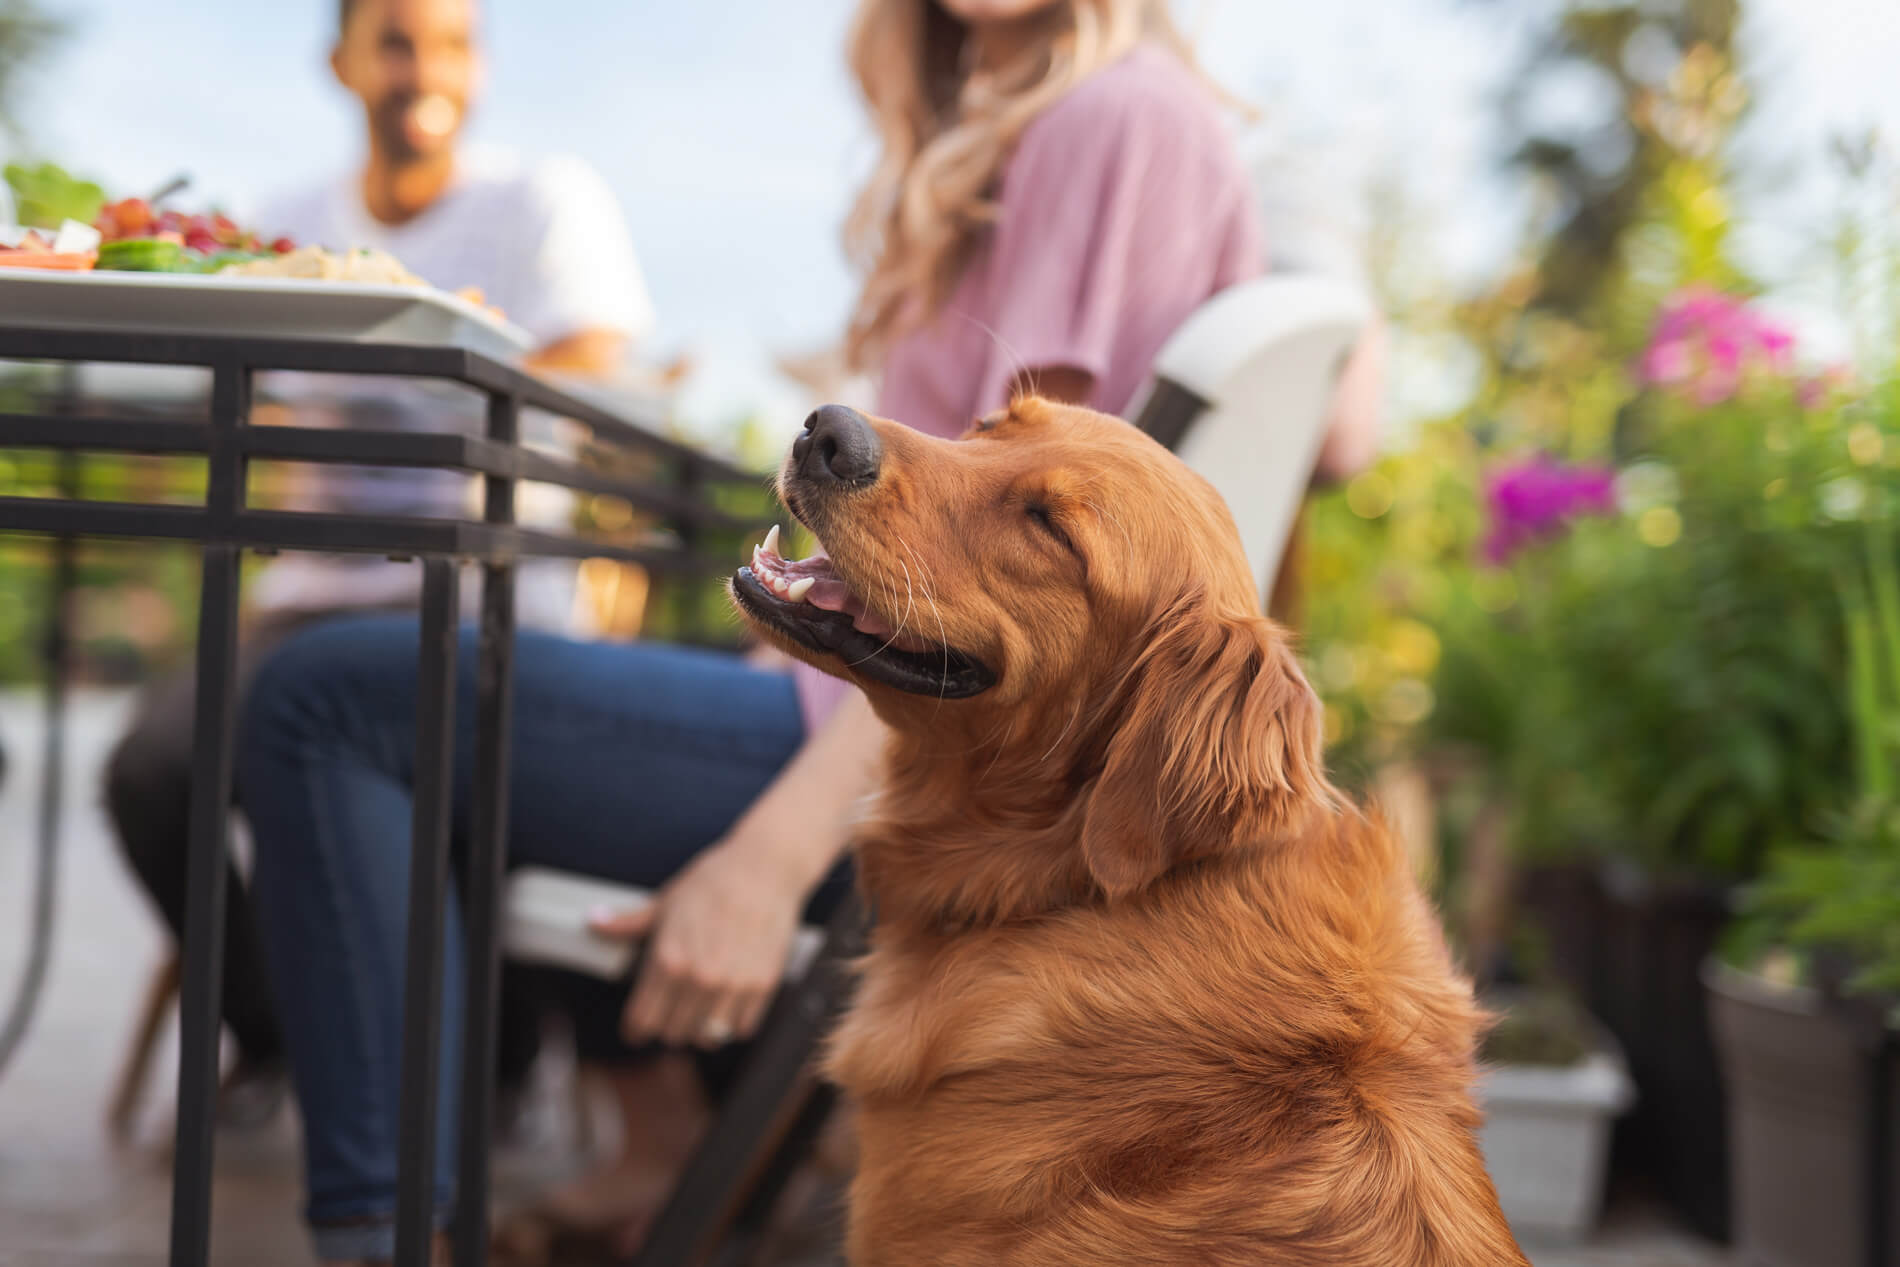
[1129,275,1372,601]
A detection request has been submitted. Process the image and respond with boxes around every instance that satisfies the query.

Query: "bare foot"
[493,1055,708,1264]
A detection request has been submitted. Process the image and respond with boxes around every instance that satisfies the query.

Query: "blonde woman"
[236,2,1276,1261]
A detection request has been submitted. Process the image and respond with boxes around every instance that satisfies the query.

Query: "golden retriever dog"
[732,398,1528,1266]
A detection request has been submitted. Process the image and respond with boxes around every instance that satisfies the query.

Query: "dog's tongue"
[806,578,897,637]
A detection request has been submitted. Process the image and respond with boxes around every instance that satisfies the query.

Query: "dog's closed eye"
[1024,500,1078,556]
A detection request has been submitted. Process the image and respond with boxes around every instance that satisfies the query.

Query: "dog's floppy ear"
[1080,598,1329,899]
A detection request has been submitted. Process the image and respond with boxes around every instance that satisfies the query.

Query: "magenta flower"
[1482,456,1617,564]
[1637,286,1797,406]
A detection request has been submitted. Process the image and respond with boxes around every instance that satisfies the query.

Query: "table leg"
[453,389,519,1267]
[167,542,242,1267]
[396,557,462,1267]
[452,557,515,1267]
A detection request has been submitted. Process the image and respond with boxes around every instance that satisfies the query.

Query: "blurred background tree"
[1475,0,1750,455]
[1303,0,1762,785]
[1500,0,1744,319]
[0,0,63,142]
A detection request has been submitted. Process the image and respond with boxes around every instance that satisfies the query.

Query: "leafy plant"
[1481,987,1596,1067]
[1731,526,1900,998]
[1384,276,1897,885]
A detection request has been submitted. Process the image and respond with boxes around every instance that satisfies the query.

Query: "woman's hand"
[590,838,804,1049]
[590,690,887,1050]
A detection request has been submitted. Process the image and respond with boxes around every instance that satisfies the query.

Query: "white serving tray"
[0,268,534,362]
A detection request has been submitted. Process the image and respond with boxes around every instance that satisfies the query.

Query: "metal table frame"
[0,324,796,1267]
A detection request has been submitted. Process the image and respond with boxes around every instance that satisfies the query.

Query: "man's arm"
[524,328,627,378]
[513,157,654,377]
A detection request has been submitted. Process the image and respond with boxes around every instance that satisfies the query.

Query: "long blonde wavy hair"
[842,0,1204,371]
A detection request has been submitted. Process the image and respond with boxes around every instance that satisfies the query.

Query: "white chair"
[1129,274,1374,602]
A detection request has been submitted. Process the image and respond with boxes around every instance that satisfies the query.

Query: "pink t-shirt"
[795,43,1264,731]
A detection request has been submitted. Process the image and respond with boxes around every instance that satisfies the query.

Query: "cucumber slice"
[95,239,187,272]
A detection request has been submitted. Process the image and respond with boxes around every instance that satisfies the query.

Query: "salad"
[3,162,295,273]
[1,162,490,315]
[91,196,295,272]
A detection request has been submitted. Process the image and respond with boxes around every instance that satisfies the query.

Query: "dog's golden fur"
[744,398,1528,1265]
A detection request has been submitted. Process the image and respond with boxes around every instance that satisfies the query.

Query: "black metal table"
[0,323,769,1267]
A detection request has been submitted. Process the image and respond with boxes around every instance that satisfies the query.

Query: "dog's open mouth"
[731,526,996,698]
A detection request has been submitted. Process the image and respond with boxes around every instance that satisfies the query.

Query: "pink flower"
[1692,364,1741,407]
[1640,339,1692,384]
[1637,286,1799,405]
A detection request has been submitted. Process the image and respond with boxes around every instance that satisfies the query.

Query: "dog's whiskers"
[894,532,954,708]
[846,555,917,668]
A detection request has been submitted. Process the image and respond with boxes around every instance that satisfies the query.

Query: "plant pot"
[1705,960,1900,1267]
[1477,1025,1635,1244]
[1518,859,1736,1240]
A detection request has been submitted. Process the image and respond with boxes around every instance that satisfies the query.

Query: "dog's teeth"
[764,524,781,557]
[786,577,815,602]
[752,544,763,570]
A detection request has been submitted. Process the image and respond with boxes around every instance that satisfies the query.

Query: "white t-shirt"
[247,147,654,629]
[258,146,654,346]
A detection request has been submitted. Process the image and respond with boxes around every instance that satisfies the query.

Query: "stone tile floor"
[0,691,1732,1265]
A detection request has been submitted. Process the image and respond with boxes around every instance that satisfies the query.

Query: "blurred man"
[248,0,652,618]
[275,0,647,369]
[104,0,652,1134]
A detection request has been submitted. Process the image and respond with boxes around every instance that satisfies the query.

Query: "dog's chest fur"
[826,822,1529,1267]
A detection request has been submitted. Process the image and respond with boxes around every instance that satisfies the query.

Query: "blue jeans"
[237,616,824,1260]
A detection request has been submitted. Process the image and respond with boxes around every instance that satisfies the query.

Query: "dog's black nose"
[792,404,882,488]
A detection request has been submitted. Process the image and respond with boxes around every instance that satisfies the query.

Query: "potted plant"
[1424,287,1882,1239]
[1476,987,1636,1244]
[1709,529,1900,1267]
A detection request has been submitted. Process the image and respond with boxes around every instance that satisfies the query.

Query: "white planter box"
[1477,1043,1635,1244]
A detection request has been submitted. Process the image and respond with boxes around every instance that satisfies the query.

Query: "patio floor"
[0,688,1733,1266]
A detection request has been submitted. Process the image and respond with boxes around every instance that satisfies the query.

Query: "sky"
[12,0,1900,437]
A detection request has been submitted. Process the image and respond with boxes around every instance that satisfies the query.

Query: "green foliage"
[1740,810,1900,997]
[1475,380,1891,879]
[1297,4,1898,889]
[1303,0,1757,784]
[1481,987,1596,1067]
[1731,527,1900,998]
